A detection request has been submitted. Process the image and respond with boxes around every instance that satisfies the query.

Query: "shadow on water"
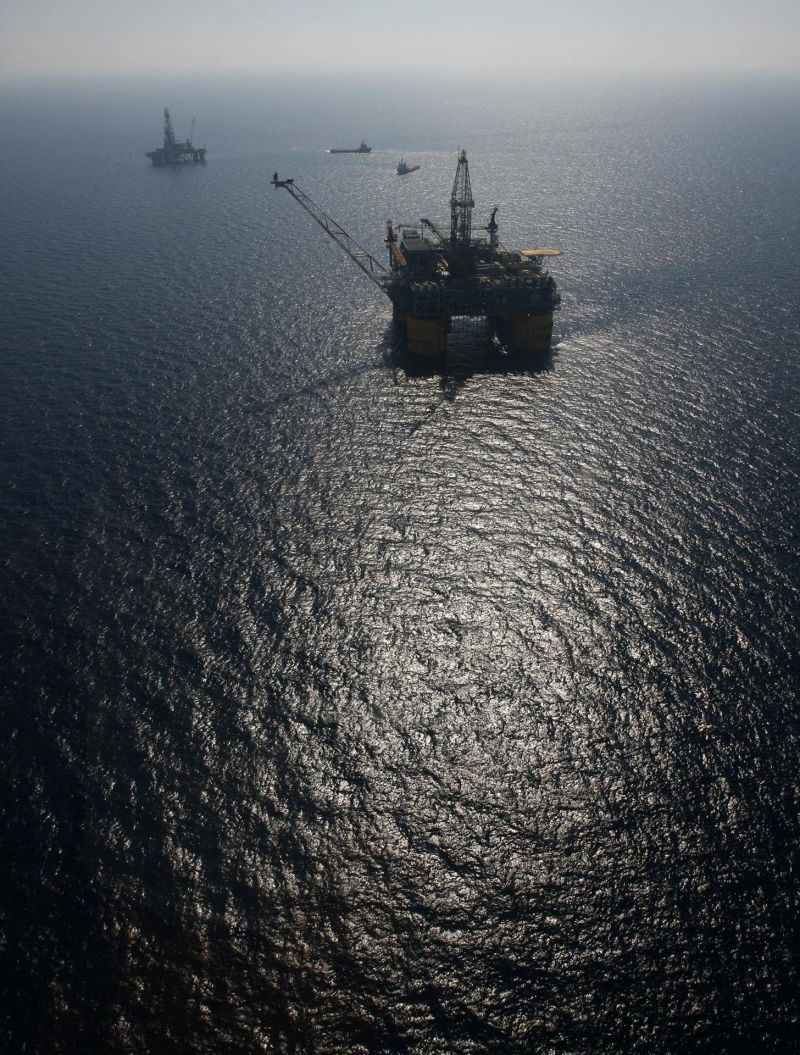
[252,321,557,419]
[381,319,557,402]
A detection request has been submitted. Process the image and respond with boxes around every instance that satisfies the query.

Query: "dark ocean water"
[1,73,799,1054]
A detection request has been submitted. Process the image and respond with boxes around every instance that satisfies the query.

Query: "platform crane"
[271,173,390,292]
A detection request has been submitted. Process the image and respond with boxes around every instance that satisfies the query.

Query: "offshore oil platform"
[272,150,560,358]
[146,108,206,167]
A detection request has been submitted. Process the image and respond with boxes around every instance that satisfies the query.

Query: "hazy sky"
[1,0,799,80]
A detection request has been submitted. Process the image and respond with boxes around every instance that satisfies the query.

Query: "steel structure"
[163,108,176,149]
[271,152,560,358]
[146,108,206,167]
[271,175,388,289]
[450,149,475,245]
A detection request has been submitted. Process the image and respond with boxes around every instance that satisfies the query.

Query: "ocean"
[1,72,799,1053]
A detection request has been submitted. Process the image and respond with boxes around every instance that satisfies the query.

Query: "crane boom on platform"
[419,217,449,244]
[272,173,390,294]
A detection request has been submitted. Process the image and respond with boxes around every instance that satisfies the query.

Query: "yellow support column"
[509,313,554,352]
[406,316,449,359]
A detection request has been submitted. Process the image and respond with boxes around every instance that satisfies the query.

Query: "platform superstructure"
[146,109,206,167]
[272,150,560,358]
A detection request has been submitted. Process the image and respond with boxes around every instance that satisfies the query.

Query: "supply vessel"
[330,141,372,154]
[397,159,420,175]
[272,150,560,359]
[146,108,206,167]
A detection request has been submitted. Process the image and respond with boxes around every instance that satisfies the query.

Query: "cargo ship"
[397,159,420,175]
[330,141,372,154]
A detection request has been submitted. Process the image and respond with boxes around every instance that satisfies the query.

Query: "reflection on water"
[387,319,556,403]
[1,74,799,1054]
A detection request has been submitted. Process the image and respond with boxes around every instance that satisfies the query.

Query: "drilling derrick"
[272,151,561,360]
[450,149,475,245]
[163,108,176,149]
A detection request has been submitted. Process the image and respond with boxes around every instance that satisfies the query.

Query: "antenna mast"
[450,149,474,245]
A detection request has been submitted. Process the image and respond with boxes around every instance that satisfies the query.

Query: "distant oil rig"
[272,151,560,358]
[146,108,206,167]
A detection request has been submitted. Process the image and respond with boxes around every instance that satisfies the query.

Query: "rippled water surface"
[2,74,799,1054]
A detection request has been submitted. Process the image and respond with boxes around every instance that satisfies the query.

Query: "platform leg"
[406,316,449,359]
[509,313,554,352]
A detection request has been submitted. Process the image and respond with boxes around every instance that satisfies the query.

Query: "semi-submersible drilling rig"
[272,151,560,358]
[146,108,206,167]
